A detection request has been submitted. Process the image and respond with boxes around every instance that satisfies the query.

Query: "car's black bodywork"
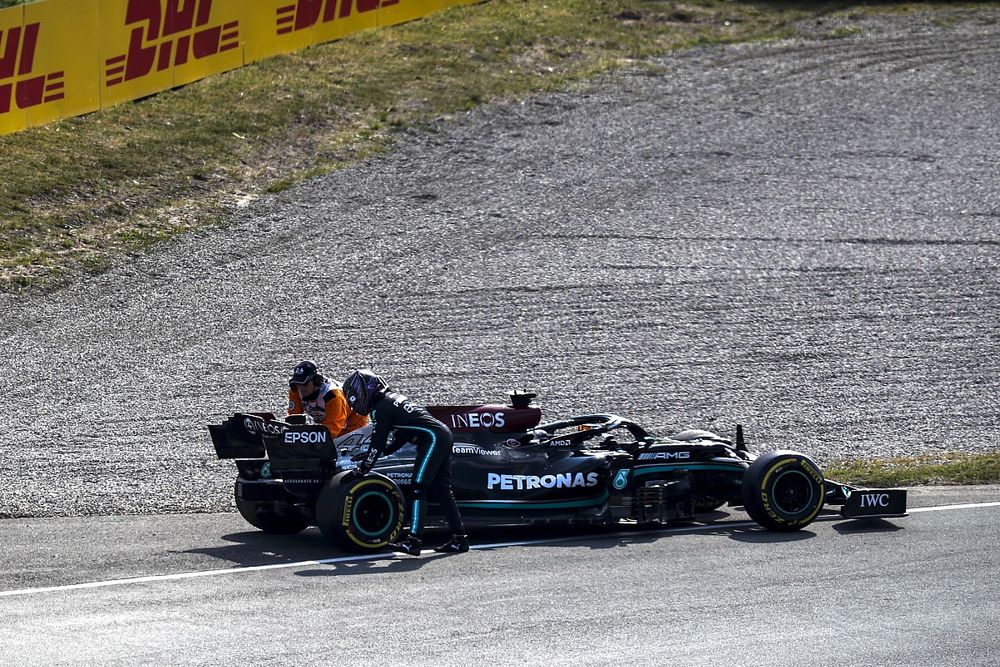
[209,393,907,551]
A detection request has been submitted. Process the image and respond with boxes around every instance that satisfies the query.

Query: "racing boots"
[388,535,423,557]
[434,534,470,554]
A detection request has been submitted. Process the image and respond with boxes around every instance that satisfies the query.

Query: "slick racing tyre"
[741,451,825,531]
[315,472,405,552]
[234,480,312,534]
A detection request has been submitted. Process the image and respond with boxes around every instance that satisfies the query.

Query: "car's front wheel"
[314,472,405,552]
[741,451,825,531]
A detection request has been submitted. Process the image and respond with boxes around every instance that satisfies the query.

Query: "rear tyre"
[315,472,405,552]
[234,479,311,534]
[741,451,825,531]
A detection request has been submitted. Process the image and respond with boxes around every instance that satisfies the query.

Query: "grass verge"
[3,0,998,291]
[825,453,1000,487]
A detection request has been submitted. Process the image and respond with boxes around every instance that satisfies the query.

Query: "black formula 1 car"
[209,392,907,552]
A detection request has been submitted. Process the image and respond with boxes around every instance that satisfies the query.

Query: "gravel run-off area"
[0,9,997,518]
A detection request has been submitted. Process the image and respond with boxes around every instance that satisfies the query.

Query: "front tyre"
[315,472,405,552]
[234,479,311,534]
[741,451,825,531]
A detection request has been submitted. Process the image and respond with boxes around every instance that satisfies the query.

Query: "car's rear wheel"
[234,479,312,534]
[315,472,405,552]
[741,451,825,531]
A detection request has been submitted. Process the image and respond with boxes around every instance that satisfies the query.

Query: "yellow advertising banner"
[241,0,481,63]
[242,0,317,64]
[311,0,379,46]
[0,4,27,135]
[98,0,245,107]
[168,0,243,88]
[1,0,480,137]
[242,0,386,64]
[23,0,100,130]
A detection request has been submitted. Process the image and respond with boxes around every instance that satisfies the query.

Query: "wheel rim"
[771,470,815,516]
[351,490,395,537]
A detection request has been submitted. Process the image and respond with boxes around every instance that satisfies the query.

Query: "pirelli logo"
[276,0,399,35]
[0,22,64,115]
[105,0,239,87]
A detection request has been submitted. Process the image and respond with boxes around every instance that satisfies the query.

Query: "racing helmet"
[342,369,387,416]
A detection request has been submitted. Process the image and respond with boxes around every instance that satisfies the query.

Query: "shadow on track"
[830,517,905,534]
[180,507,862,577]
[183,527,354,564]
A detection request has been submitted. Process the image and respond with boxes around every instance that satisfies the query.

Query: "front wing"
[826,481,908,519]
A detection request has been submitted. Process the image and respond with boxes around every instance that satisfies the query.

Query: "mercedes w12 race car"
[209,392,907,552]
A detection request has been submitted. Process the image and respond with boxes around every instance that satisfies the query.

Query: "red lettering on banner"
[106,0,240,87]
[0,23,65,116]
[275,0,396,35]
[17,22,38,75]
[0,27,18,79]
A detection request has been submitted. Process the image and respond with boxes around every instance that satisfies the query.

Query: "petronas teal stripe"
[633,463,746,475]
[458,490,609,510]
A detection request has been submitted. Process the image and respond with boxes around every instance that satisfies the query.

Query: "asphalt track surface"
[1,487,999,665]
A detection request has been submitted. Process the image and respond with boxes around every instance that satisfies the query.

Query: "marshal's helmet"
[342,369,387,416]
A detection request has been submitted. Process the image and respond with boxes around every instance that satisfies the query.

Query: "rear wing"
[210,413,333,461]
[210,413,373,465]
[209,413,274,459]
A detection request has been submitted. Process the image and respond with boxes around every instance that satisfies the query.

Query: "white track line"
[908,501,1000,513]
[0,553,383,598]
[1,500,997,598]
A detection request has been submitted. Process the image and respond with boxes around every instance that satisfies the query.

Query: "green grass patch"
[826,453,1000,487]
[2,0,999,292]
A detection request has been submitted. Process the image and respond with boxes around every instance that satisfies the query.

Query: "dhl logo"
[105,0,239,87]
[0,22,64,115]
[276,0,399,35]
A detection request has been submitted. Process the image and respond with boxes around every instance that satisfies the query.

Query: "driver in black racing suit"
[343,369,468,556]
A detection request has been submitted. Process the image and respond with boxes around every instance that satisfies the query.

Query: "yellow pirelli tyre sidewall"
[316,472,405,552]
[742,451,825,532]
